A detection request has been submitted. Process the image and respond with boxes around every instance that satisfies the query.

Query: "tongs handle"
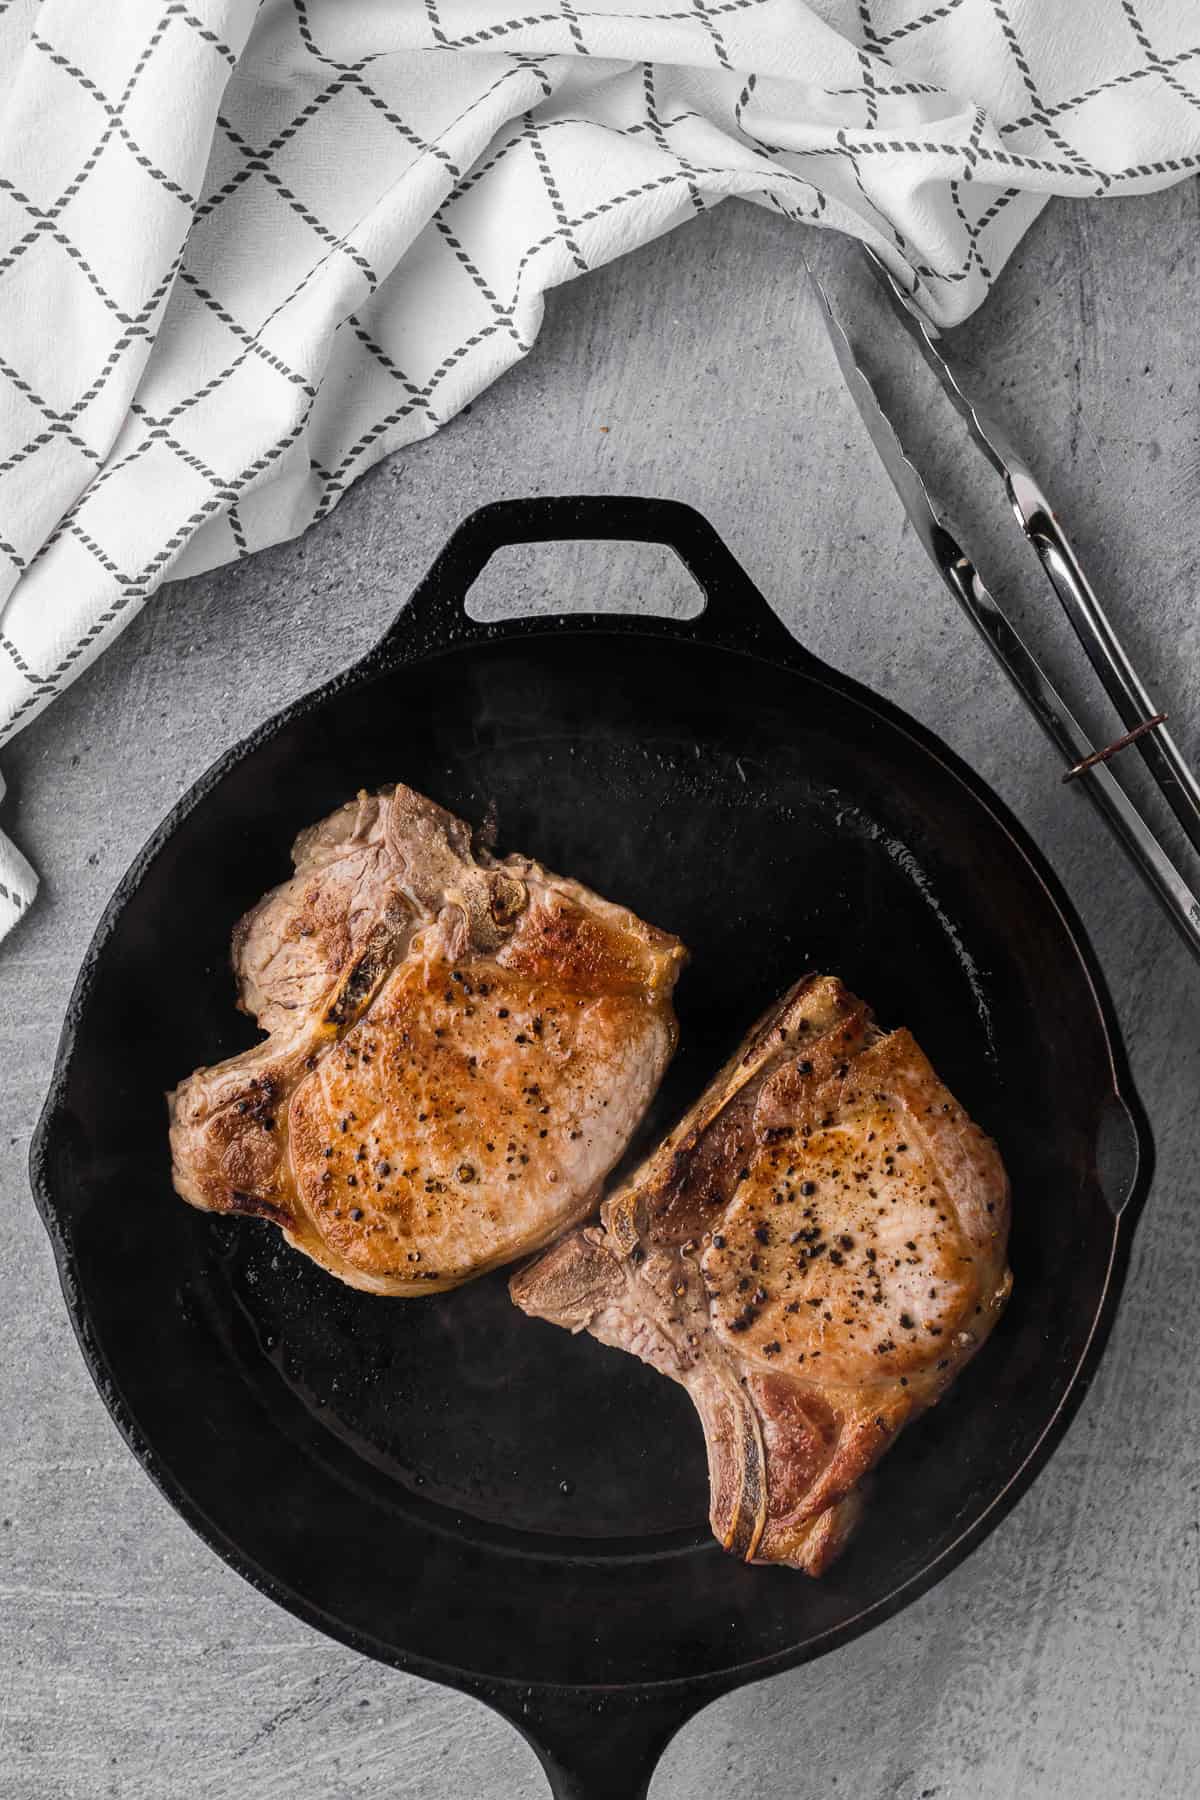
[1013,482,1200,856]
[812,260,1200,966]
[866,249,1200,860]
[940,550,1200,963]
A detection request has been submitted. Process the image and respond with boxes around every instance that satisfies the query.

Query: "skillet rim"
[27,515,1153,1705]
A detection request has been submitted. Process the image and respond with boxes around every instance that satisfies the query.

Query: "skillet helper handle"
[373,494,803,662]
[489,1687,702,1800]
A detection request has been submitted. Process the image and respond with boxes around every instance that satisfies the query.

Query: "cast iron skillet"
[31,496,1152,1798]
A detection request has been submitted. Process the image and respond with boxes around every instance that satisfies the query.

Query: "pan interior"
[42,630,1120,1686]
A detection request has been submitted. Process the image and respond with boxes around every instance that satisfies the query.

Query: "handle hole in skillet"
[464,539,704,624]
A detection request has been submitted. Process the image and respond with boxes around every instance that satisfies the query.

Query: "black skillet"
[31,496,1152,1798]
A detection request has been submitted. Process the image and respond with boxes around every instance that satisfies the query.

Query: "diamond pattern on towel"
[1,0,1198,933]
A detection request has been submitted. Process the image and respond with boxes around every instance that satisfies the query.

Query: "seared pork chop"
[511,975,1011,1574]
[169,784,685,1294]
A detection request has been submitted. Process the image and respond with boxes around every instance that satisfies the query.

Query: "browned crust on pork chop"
[511,974,1011,1574]
[169,784,685,1294]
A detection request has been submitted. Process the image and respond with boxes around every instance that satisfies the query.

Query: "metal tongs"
[810,252,1200,965]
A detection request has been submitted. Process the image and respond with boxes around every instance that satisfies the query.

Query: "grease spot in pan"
[832,798,998,1065]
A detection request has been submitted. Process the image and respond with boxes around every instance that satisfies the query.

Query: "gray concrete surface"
[3,185,1200,1798]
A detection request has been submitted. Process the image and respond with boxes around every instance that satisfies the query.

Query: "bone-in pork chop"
[511,975,1011,1574]
[169,784,685,1295]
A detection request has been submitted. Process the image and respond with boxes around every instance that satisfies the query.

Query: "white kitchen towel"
[2,0,1199,940]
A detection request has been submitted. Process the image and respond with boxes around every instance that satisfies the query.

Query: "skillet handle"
[372,494,805,664]
[486,1686,704,1800]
